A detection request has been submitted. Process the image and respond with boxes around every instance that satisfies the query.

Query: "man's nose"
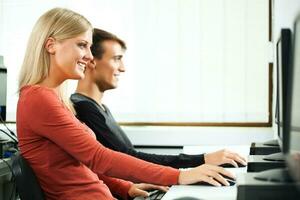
[119,62,125,72]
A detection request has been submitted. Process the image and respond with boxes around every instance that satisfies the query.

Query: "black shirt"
[70,93,205,168]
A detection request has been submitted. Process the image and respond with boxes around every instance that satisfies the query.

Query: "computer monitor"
[0,65,7,122]
[286,14,300,191]
[277,29,292,154]
[263,29,292,162]
[253,29,293,182]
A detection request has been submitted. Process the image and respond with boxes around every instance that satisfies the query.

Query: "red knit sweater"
[16,85,179,200]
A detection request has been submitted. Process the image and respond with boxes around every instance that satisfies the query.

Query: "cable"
[0,129,18,144]
[0,129,18,143]
[0,115,17,138]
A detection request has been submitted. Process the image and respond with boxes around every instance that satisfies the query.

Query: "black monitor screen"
[287,15,300,188]
[0,68,7,121]
[276,29,292,153]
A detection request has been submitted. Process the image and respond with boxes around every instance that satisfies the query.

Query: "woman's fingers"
[224,158,239,168]
[225,151,247,166]
[205,169,229,186]
[134,189,149,197]
[135,183,169,192]
[201,176,222,187]
[217,166,236,180]
[128,183,169,198]
[179,164,235,186]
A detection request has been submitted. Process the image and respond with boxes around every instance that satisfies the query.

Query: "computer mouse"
[222,174,236,181]
[192,177,235,186]
[220,162,247,168]
[221,174,236,186]
[225,179,236,186]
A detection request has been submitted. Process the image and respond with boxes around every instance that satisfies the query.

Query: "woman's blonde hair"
[19,7,92,112]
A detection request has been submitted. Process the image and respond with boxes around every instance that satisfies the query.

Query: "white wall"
[1,0,271,123]
[4,0,300,146]
[84,0,297,147]
[273,0,300,38]
[125,0,300,147]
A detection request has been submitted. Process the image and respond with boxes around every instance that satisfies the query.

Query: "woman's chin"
[70,73,85,80]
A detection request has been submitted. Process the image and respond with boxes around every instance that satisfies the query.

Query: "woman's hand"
[127,183,169,198]
[178,164,235,186]
[204,149,247,167]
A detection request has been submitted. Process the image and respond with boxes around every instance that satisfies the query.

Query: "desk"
[162,145,250,200]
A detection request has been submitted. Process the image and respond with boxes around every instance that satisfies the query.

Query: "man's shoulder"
[70,93,88,103]
[71,93,98,109]
[70,93,106,115]
[71,93,98,106]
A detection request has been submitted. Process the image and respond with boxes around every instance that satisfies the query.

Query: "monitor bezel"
[276,28,292,154]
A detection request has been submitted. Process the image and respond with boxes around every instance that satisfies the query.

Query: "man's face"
[93,40,125,92]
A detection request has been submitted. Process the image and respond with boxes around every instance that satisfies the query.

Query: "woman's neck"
[38,78,62,94]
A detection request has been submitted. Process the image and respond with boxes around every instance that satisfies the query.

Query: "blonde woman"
[17,7,234,200]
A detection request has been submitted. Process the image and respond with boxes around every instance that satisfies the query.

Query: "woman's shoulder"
[21,84,56,95]
[20,85,58,103]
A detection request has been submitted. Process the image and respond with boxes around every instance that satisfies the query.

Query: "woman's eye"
[78,43,87,49]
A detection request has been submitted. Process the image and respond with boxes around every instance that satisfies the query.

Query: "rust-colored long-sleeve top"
[16,85,179,200]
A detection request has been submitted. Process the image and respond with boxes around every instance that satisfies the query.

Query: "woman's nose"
[85,49,94,61]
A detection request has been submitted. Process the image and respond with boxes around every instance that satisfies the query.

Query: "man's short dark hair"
[91,28,127,59]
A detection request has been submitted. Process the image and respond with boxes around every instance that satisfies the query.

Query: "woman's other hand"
[128,183,169,198]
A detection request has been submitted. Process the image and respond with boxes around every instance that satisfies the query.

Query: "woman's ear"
[45,37,56,55]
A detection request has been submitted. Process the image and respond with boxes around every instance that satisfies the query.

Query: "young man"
[70,28,247,169]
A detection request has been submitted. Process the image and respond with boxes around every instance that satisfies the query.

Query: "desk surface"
[162,145,250,200]
[163,185,237,200]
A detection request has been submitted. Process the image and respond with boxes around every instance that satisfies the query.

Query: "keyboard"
[148,190,166,200]
[133,190,166,200]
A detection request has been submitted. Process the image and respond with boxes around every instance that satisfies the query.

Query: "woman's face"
[49,29,93,81]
